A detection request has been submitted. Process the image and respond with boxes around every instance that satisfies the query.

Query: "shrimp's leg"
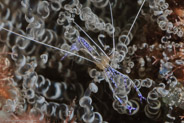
[105,68,118,88]
[103,70,136,114]
[108,67,146,102]
[73,21,110,60]
[77,36,100,57]
[61,43,80,60]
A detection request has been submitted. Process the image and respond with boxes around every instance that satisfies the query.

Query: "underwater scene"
[0,0,184,123]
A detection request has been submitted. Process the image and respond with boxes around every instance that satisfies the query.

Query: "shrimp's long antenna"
[73,21,110,60]
[109,1,115,58]
[125,0,146,43]
[1,27,96,63]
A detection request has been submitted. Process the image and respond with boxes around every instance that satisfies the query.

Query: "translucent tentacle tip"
[127,105,136,114]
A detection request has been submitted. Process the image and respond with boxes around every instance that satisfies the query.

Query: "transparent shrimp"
[0,0,146,114]
[71,0,147,113]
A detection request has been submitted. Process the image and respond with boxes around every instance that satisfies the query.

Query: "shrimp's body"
[95,55,111,70]
[0,0,146,114]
